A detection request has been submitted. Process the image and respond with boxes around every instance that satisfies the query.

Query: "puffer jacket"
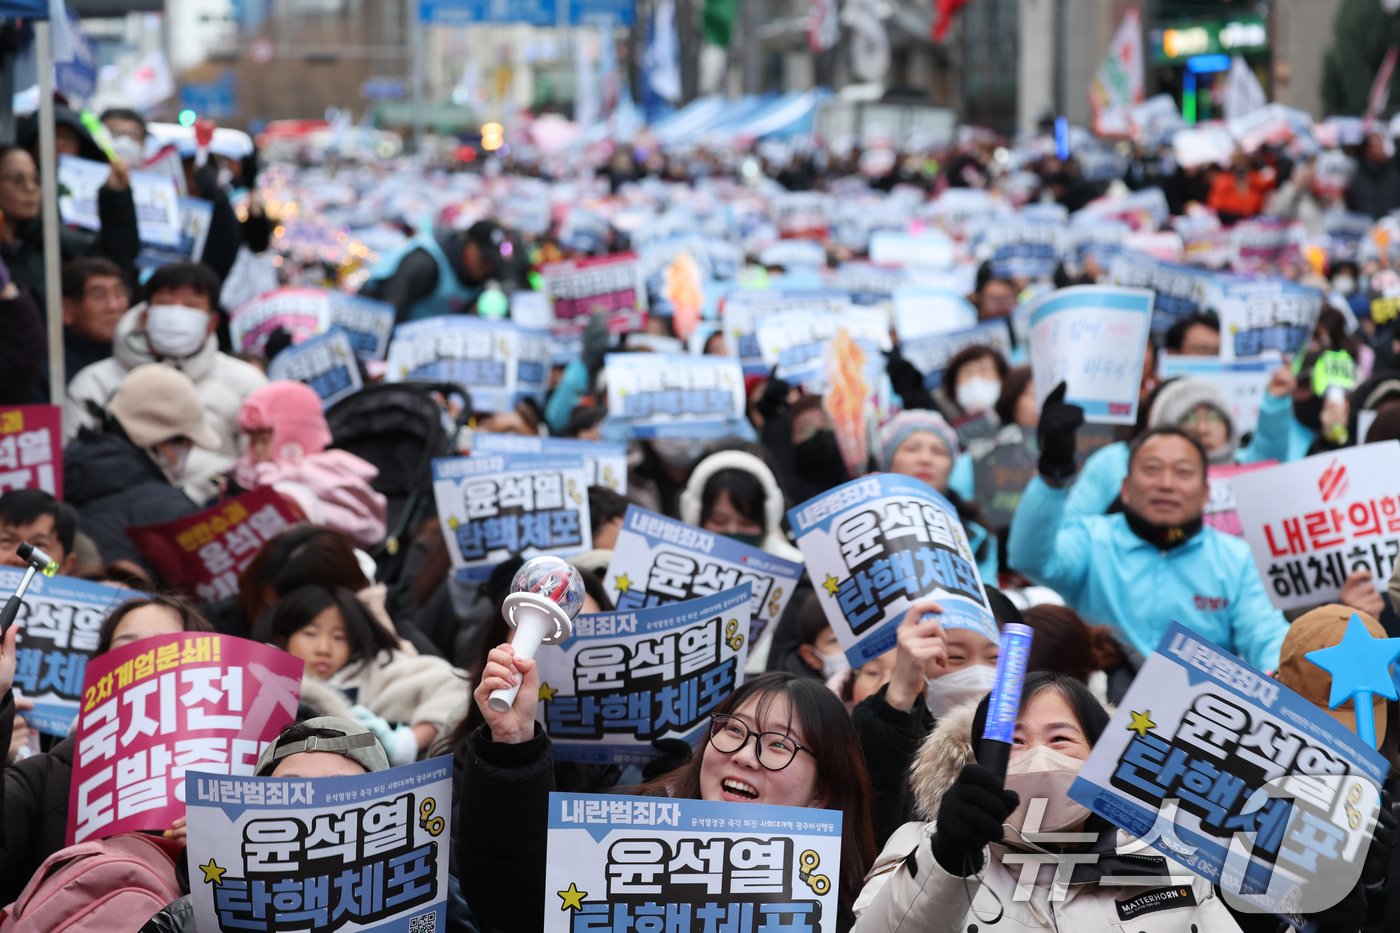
[231,451,387,548]
[852,701,1243,933]
[63,305,267,501]
[63,425,202,566]
[316,648,469,730]
[137,894,194,932]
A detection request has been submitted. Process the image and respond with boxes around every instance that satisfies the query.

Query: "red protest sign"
[126,487,299,601]
[67,631,303,844]
[0,404,62,499]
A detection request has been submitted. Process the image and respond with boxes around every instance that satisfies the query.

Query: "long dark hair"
[971,670,1112,747]
[640,672,876,931]
[1022,604,1125,684]
[700,468,767,529]
[96,592,216,655]
[251,585,398,673]
[238,526,371,625]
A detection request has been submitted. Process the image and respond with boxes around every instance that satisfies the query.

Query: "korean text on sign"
[789,473,996,668]
[534,585,752,766]
[188,755,453,933]
[2,568,134,736]
[721,289,852,376]
[1231,443,1400,611]
[542,252,648,336]
[266,328,364,408]
[67,632,304,845]
[1069,621,1388,925]
[0,405,62,498]
[602,352,747,439]
[1028,285,1155,426]
[126,487,298,602]
[471,433,628,494]
[386,315,549,414]
[545,793,843,933]
[432,453,592,583]
[605,505,802,652]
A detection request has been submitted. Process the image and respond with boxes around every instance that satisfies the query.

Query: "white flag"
[1089,6,1144,137]
[1222,55,1267,122]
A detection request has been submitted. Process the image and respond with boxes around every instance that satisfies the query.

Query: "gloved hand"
[350,704,418,767]
[885,345,926,403]
[1036,381,1085,483]
[641,738,693,782]
[755,371,793,421]
[581,311,612,372]
[1306,878,1366,933]
[1362,790,1397,887]
[930,763,1019,876]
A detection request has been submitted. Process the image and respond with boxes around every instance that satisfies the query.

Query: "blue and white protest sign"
[1069,622,1388,925]
[387,316,531,413]
[545,793,842,932]
[789,474,996,668]
[59,155,182,248]
[1207,277,1324,360]
[1107,253,1213,334]
[326,293,396,361]
[1,567,136,736]
[534,585,751,765]
[1029,285,1154,425]
[758,238,828,270]
[981,220,1065,279]
[899,319,1013,391]
[605,505,802,649]
[1160,353,1279,436]
[868,230,955,269]
[722,290,852,375]
[188,756,454,933]
[432,453,592,583]
[137,197,215,269]
[603,353,747,439]
[267,328,364,408]
[892,287,977,342]
[755,307,890,389]
[472,433,628,494]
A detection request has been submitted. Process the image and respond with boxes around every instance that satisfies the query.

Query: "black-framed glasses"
[707,714,813,771]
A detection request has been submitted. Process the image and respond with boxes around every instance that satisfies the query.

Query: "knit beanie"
[879,411,961,472]
[1148,378,1236,464]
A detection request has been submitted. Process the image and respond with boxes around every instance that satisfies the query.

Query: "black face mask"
[794,430,851,491]
[1294,394,1324,431]
[1122,502,1204,550]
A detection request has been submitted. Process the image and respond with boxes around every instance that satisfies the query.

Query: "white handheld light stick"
[487,558,583,713]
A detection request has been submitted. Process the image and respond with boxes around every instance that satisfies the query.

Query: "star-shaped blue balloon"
[1306,613,1400,748]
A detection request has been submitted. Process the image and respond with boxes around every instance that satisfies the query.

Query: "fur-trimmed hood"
[679,449,803,562]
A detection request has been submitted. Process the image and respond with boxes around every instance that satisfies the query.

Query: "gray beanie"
[1149,378,1236,464]
[255,716,390,776]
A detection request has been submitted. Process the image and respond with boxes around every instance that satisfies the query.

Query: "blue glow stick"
[977,622,1033,780]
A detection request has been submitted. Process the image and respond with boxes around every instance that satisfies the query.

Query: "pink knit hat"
[238,381,332,462]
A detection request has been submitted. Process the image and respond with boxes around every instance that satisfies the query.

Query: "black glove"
[640,738,693,782]
[581,311,611,373]
[1036,381,1085,482]
[1307,877,1367,933]
[1362,790,1397,887]
[885,345,927,405]
[755,372,794,421]
[930,764,1019,876]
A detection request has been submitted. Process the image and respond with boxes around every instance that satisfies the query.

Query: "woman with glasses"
[458,651,877,932]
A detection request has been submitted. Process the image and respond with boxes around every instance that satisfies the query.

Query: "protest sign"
[1029,285,1154,425]
[67,632,304,845]
[230,288,326,355]
[1069,621,1388,924]
[534,585,751,765]
[772,192,833,237]
[0,404,62,498]
[432,453,592,583]
[603,352,747,439]
[898,319,1014,391]
[58,154,182,247]
[970,436,1038,529]
[126,488,300,602]
[2,568,135,736]
[721,289,852,376]
[1233,218,1305,273]
[982,221,1065,279]
[542,252,647,336]
[1208,278,1323,360]
[891,287,977,341]
[188,755,453,933]
[754,307,890,389]
[327,292,396,360]
[136,197,215,269]
[472,433,627,493]
[1205,461,1276,537]
[868,230,955,268]
[267,328,364,408]
[1107,253,1212,332]
[1231,443,1400,610]
[605,505,802,649]
[789,474,996,668]
[1160,354,1279,436]
[385,316,542,413]
[758,238,828,269]
[545,792,842,932]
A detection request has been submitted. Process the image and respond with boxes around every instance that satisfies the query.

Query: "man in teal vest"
[361,220,510,322]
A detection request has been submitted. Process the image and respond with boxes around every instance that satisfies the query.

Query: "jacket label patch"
[1114,886,1197,920]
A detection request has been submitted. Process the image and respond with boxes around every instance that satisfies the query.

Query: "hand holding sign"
[1036,381,1084,483]
[886,601,948,713]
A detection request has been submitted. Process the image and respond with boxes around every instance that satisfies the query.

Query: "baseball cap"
[255,716,390,775]
[1277,604,1390,739]
[108,363,221,450]
[466,220,510,276]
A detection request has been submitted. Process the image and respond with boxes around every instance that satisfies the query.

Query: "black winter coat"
[0,689,76,906]
[137,894,194,932]
[64,426,200,567]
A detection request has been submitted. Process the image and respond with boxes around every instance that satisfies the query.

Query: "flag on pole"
[1088,6,1144,137]
[1222,55,1267,122]
[932,0,973,42]
[809,0,839,52]
[1363,46,1399,134]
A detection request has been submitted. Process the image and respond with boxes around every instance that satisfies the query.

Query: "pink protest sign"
[67,632,303,845]
[1203,461,1276,537]
[0,405,63,499]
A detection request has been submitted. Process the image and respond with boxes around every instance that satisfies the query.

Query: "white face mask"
[154,443,191,480]
[652,437,709,469]
[956,376,1001,414]
[1004,745,1091,833]
[925,663,998,718]
[145,304,211,359]
[818,648,850,680]
[110,134,144,166]
[1333,274,1356,296]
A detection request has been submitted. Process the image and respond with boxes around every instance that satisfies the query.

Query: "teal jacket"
[1008,476,1288,672]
